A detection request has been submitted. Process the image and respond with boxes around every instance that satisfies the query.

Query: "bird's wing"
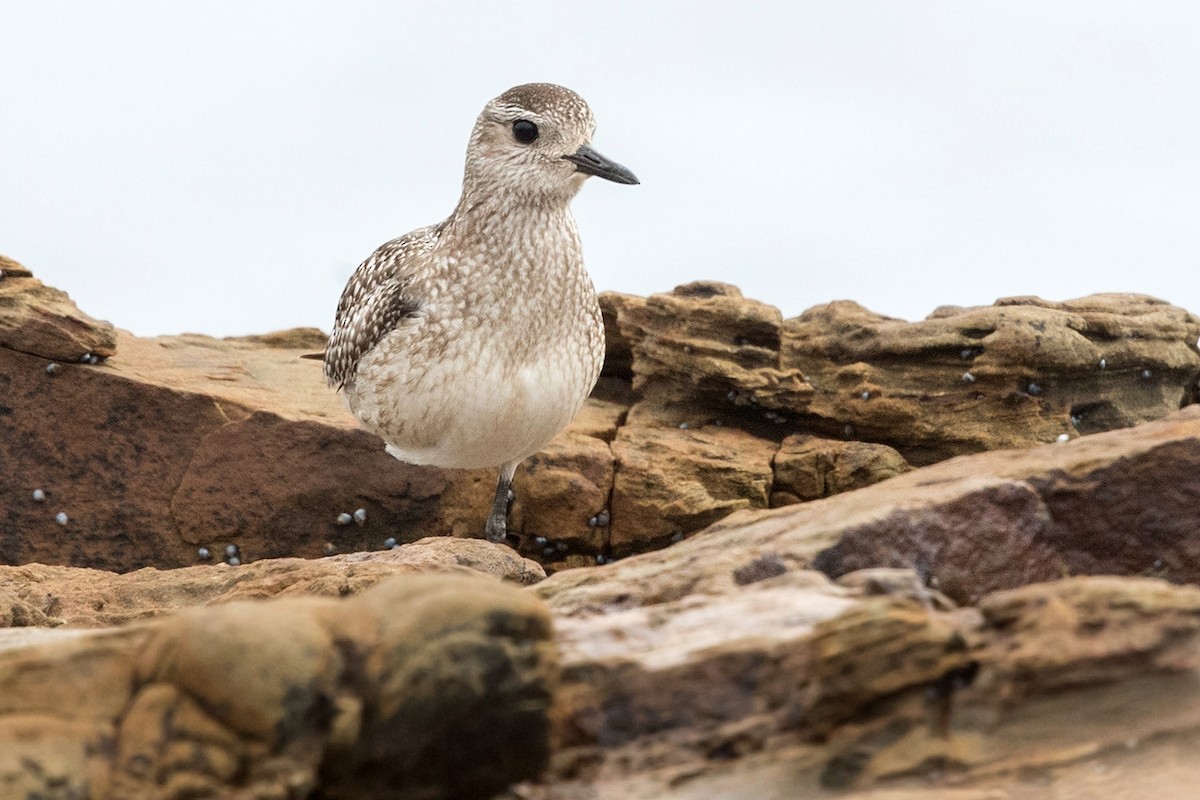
[323,226,440,390]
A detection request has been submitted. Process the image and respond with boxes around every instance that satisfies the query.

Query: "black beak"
[563,144,639,185]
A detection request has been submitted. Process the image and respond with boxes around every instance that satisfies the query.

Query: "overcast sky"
[3,2,1199,337]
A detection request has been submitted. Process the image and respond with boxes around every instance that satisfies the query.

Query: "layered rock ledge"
[2,254,1200,798]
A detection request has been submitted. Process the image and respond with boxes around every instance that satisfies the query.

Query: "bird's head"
[463,83,638,205]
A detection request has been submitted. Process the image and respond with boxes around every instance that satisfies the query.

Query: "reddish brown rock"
[512,432,614,568]
[539,406,1200,611]
[535,567,1200,799]
[0,322,620,570]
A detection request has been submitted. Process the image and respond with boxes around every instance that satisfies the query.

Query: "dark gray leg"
[484,462,517,544]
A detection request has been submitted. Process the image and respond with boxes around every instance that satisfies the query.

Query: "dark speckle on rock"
[732,553,788,586]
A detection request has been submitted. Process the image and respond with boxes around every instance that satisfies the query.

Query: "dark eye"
[512,119,539,144]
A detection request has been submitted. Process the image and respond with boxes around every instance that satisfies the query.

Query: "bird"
[320,83,638,545]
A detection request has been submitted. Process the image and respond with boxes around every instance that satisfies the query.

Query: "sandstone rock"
[0,537,543,629]
[538,406,1200,612]
[771,435,911,506]
[512,432,614,568]
[4,265,1198,572]
[609,423,777,556]
[536,560,1200,798]
[784,294,1200,464]
[0,573,556,799]
[603,283,813,413]
[0,254,116,360]
[0,323,619,570]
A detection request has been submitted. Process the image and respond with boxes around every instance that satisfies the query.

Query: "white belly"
[344,329,597,469]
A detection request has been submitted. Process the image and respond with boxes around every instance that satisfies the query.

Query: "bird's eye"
[512,119,539,144]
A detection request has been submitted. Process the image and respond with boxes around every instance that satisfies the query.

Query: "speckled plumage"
[323,83,637,543]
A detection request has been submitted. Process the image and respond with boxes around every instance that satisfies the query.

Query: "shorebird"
[321,83,638,544]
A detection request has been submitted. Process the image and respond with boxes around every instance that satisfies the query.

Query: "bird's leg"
[484,461,518,544]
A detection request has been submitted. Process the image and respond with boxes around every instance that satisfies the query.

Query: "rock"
[604,283,814,413]
[784,294,1200,464]
[0,573,556,799]
[0,254,116,360]
[0,537,543,629]
[226,326,329,349]
[512,432,614,569]
[538,560,1200,797]
[538,406,1200,611]
[609,423,777,556]
[0,322,621,570]
[771,435,911,506]
[4,264,1198,570]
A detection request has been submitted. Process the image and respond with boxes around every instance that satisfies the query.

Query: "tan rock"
[0,573,556,799]
[605,282,813,413]
[0,537,543,629]
[771,434,911,506]
[784,294,1200,464]
[0,254,116,361]
[609,422,778,556]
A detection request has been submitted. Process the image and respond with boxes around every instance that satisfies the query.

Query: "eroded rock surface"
[784,294,1200,464]
[3,262,1197,569]
[0,573,556,800]
[2,261,1200,799]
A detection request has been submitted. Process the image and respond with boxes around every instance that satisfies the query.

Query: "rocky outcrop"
[0,573,556,800]
[538,405,1200,611]
[3,255,1200,798]
[3,259,1197,570]
[537,571,1200,799]
[784,294,1200,464]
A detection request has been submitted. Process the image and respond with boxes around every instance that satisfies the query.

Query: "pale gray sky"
[3,2,1199,336]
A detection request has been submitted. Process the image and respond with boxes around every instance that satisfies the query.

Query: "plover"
[321,83,638,544]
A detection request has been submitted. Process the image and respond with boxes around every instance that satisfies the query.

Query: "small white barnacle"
[1099,358,1107,370]
[962,372,975,383]
[336,512,353,526]
[860,391,871,401]
[55,512,69,525]
[32,488,46,502]
[1140,369,1152,380]
[353,508,367,525]
[79,353,93,363]
[46,363,59,375]
[1026,382,1042,395]
[1056,433,1070,443]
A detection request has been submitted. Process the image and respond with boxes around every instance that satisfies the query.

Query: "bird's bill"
[563,144,639,185]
